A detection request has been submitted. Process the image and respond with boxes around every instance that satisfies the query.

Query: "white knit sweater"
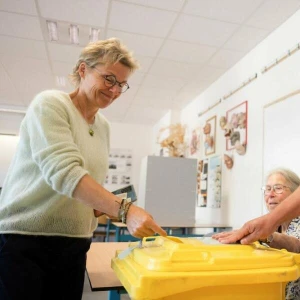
[0,90,110,237]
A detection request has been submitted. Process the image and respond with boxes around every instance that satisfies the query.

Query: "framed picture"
[197,159,208,207]
[203,115,216,156]
[226,101,248,151]
[189,126,201,156]
[207,155,222,208]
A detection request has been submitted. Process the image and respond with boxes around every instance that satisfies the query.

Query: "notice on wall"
[104,148,132,188]
[207,155,222,208]
[197,159,208,207]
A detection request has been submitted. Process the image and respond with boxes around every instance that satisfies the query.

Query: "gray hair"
[266,168,300,192]
[69,38,139,87]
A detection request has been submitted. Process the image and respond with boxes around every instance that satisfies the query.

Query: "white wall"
[180,9,300,229]
[109,122,153,194]
[151,110,171,156]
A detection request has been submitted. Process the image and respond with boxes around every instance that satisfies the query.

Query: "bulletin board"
[263,90,300,180]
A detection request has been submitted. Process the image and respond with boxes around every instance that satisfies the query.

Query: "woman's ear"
[78,62,86,79]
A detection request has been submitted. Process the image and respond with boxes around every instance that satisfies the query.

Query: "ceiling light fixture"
[89,28,100,43]
[69,24,79,44]
[46,20,58,41]
[0,108,26,114]
[56,76,66,87]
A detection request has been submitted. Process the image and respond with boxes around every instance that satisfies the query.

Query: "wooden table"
[86,242,129,300]
[108,222,232,242]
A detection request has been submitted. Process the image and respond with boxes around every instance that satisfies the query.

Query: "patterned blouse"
[285,216,300,300]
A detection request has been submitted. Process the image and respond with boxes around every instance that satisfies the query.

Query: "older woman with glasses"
[260,168,300,251]
[262,168,300,300]
[0,38,166,300]
[215,168,300,299]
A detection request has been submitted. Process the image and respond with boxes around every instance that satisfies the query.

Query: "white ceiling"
[1,0,300,132]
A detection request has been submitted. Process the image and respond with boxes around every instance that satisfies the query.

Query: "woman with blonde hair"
[0,38,166,300]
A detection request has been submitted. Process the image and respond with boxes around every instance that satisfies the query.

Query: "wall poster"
[189,126,201,156]
[203,116,216,156]
[104,148,132,187]
[207,155,222,208]
[226,101,247,153]
[197,159,208,207]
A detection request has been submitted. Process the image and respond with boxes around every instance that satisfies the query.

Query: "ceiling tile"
[101,102,127,121]
[116,85,139,104]
[1,54,51,75]
[0,65,22,105]
[173,86,205,109]
[184,0,264,24]
[130,95,150,107]
[38,0,109,27]
[208,49,246,69]
[223,25,269,52]
[0,64,13,91]
[48,43,83,63]
[51,61,76,90]
[0,0,38,15]
[9,71,55,105]
[134,55,154,73]
[0,12,43,40]
[107,30,164,57]
[142,74,185,90]
[193,65,226,83]
[109,1,177,37]
[122,0,185,11]
[148,59,200,79]
[124,105,168,124]
[128,71,145,85]
[246,0,300,30]
[0,36,47,59]
[0,88,24,106]
[170,14,239,46]
[135,86,178,102]
[159,40,217,64]
[52,61,74,76]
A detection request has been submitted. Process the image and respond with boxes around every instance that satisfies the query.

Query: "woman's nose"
[109,84,121,95]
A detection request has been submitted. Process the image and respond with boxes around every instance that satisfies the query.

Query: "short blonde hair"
[69,38,139,87]
[266,168,300,192]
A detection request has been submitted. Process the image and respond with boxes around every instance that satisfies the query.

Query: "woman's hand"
[212,214,278,244]
[125,205,167,238]
[212,230,237,241]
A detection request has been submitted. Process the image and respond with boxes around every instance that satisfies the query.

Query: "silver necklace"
[77,100,95,137]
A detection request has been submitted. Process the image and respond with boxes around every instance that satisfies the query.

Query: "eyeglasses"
[91,66,130,93]
[261,184,291,195]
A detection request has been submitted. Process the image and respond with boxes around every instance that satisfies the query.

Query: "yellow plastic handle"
[164,236,184,243]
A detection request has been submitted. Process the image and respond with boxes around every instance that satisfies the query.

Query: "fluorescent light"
[69,24,79,44]
[56,76,66,87]
[0,108,26,114]
[89,28,100,43]
[46,21,58,41]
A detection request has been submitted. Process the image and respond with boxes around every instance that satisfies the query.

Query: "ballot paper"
[112,184,137,202]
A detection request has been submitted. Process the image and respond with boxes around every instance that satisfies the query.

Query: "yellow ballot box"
[111,236,300,300]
